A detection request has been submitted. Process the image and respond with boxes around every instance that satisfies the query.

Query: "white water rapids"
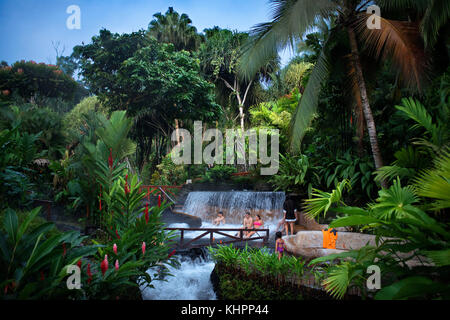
[141,255,216,300]
[141,191,285,300]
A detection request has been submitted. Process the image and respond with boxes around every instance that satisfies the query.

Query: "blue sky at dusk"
[0,0,295,66]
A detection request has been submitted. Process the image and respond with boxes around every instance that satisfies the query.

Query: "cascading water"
[181,191,286,225]
[143,190,286,300]
[142,255,216,300]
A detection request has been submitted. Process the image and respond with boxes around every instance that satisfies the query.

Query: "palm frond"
[423,249,450,267]
[421,0,450,47]
[355,14,428,91]
[369,178,419,220]
[288,41,332,152]
[240,0,338,80]
[303,179,351,220]
[396,98,448,152]
[414,148,450,210]
[322,262,357,299]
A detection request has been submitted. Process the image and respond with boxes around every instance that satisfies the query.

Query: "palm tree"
[147,7,202,51]
[240,0,430,187]
[199,28,278,133]
[377,0,450,49]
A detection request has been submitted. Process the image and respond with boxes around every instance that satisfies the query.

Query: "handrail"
[158,186,176,204]
[165,227,270,249]
[139,185,182,202]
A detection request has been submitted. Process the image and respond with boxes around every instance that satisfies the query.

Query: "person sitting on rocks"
[246,214,264,238]
[237,212,253,237]
[213,211,226,226]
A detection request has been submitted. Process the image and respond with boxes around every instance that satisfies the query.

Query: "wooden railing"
[139,185,182,203]
[165,227,270,249]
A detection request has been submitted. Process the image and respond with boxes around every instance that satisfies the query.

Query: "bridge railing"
[139,185,182,203]
[165,227,270,249]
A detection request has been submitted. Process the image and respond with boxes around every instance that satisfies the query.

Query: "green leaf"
[17,207,41,243]
[329,215,381,228]
[4,208,18,244]
[375,276,444,300]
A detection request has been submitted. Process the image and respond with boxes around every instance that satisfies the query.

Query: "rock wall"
[283,230,378,258]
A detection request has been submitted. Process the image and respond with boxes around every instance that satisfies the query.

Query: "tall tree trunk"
[174,118,181,148]
[348,26,387,188]
[238,105,245,133]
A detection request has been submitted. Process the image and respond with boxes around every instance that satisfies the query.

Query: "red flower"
[168,249,176,259]
[113,243,118,255]
[124,174,129,195]
[100,255,108,276]
[158,194,161,208]
[142,242,146,255]
[77,260,82,269]
[108,148,113,168]
[145,203,149,224]
[115,260,119,271]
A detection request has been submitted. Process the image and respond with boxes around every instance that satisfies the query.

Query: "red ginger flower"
[77,260,82,269]
[124,174,129,195]
[115,260,119,271]
[113,243,118,255]
[108,148,113,168]
[100,255,108,276]
[168,249,176,259]
[145,203,149,224]
[142,242,146,255]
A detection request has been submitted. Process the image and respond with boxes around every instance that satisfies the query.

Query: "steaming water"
[141,255,216,300]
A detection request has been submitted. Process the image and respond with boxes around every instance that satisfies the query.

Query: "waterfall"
[181,191,286,225]
[142,255,216,300]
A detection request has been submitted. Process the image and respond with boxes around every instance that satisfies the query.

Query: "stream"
[141,254,217,300]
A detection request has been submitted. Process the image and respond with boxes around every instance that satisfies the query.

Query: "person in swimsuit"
[239,212,253,237]
[246,214,264,238]
[283,195,297,236]
[213,211,225,225]
[275,231,285,260]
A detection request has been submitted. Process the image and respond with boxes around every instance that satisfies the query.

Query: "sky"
[0,0,295,66]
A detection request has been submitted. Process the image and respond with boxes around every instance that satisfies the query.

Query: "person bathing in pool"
[213,211,225,226]
[237,212,253,237]
[245,214,264,238]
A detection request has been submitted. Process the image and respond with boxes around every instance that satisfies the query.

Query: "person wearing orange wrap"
[322,228,338,249]
[322,229,330,248]
[328,229,338,249]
